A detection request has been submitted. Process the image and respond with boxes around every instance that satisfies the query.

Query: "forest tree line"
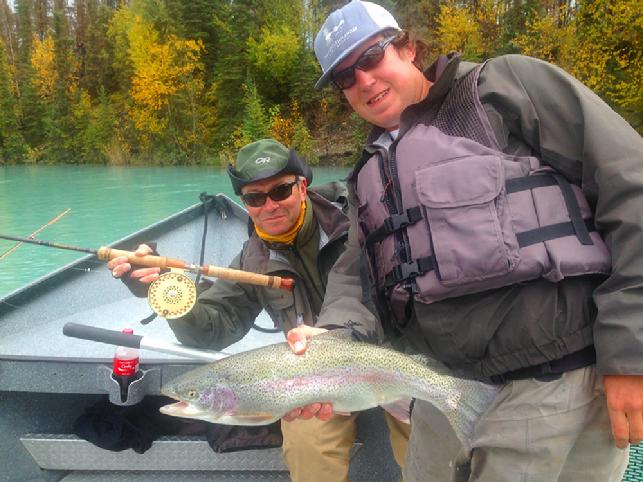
[0,0,640,166]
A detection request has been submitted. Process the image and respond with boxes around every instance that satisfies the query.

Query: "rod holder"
[97,365,160,406]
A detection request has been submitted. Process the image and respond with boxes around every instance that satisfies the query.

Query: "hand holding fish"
[107,243,160,283]
[286,325,328,354]
[283,325,335,421]
[603,374,643,448]
[282,402,335,422]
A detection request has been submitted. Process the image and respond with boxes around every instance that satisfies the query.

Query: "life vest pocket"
[415,154,520,285]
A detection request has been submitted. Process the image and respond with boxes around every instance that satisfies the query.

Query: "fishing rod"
[0,233,295,292]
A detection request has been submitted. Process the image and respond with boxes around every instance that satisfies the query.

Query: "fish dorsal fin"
[315,327,381,344]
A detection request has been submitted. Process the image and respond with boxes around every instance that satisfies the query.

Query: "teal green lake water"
[0,165,349,298]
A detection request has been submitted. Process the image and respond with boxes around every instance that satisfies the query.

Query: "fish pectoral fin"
[380,398,413,424]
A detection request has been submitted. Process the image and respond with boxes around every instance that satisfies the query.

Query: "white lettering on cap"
[325,26,358,59]
[255,157,271,164]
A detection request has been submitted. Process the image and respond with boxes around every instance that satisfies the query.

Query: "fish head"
[160,377,238,423]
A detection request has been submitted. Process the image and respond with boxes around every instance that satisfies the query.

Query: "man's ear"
[403,41,417,63]
[299,177,308,197]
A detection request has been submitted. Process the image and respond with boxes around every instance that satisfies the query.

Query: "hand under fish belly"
[160,331,498,451]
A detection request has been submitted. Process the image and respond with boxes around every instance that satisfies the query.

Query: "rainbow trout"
[160,332,498,451]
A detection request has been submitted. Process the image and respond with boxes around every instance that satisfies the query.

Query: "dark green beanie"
[227,138,313,195]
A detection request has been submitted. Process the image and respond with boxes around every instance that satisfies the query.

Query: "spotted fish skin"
[160,332,498,450]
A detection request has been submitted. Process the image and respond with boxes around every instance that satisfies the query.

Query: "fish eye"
[187,389,197,399]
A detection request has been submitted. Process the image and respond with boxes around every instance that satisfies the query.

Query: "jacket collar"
[307,190,349,243]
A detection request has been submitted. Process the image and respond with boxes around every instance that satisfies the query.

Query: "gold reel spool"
[148,271,197,319]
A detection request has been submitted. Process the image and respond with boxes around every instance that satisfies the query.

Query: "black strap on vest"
[551,173,594,245]
[505,174,558,193]
[384,256,436,289]
[517,218,596,247]
[379,172,597,289]
[507,173,594,246]
[364,207,423,247]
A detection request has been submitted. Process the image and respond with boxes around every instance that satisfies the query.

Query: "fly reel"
[147,271,197,319]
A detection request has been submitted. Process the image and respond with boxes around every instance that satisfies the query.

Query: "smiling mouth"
[367,88,390,105]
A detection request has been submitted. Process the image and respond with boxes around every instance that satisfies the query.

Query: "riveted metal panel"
[60,471,290,481]
[21,434,289,472]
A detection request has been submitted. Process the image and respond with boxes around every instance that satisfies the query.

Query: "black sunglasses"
[331,36,398,90]
[240,179,299,207]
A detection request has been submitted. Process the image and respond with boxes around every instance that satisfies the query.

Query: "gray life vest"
[354,63,611,305]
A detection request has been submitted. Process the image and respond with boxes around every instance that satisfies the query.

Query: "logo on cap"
[255,157,271,164]
[323,19,344,43]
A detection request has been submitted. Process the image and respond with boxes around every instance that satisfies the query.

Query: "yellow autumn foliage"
[31,36,57,100]
[269,105,296,147]
[268,101,314,162]
[436,2,484,60]
[514,10,575,63]
[475,0,501,56]
[569,0,642,116]
[512,0,641,128]
[125,15,204,144]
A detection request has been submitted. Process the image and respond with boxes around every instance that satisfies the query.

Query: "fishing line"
[0,208,71,261]
[0,299,20,309]
[195,192,214,286]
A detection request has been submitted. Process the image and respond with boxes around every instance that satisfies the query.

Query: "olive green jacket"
[169,185,350,350]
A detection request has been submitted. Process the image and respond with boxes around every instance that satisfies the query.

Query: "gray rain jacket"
[317,54,643,381]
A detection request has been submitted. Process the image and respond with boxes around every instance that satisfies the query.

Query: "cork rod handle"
[205,265,294,291]
[96,247,186,269]
[96,246,294,291]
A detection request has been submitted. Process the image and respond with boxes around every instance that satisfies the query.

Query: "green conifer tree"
[0,40,27,162]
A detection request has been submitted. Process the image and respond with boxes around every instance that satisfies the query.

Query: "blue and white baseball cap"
[314,1,400,89]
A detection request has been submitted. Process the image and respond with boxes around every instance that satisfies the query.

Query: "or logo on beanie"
[255,157,271,164]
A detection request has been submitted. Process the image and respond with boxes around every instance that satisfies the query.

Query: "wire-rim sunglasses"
[331,35,399,90]
[240,179,300,207]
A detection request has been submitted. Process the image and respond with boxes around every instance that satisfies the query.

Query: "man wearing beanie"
[109,137,410,481]
[286,1,643,481]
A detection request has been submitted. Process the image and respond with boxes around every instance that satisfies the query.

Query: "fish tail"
[412,371,498,454]
[445,378,498,452]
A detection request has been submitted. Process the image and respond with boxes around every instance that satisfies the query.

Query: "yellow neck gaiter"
[255,200,307,245]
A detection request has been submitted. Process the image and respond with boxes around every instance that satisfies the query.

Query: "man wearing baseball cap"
[287,1,643,481]
[109,137,409,480]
